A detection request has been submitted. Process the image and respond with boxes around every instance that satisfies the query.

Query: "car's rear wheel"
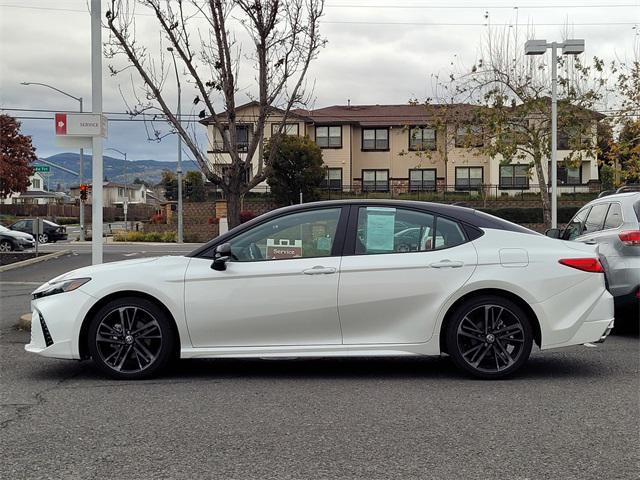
[88,297,174,380]
[0,240,13,252]
[38,233,49,244]
[446,295,533,379]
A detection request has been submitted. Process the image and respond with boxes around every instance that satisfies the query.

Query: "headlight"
[32,278,91,300]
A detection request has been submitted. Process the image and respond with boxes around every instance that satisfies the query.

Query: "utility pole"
[106,148,128,231]
[167,47,184,243]
[91,0,103,264]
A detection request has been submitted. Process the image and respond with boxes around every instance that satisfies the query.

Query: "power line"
[0,3,636,27]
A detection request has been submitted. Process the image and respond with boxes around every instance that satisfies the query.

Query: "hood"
[2,229,34,240]
[49,256,164,283]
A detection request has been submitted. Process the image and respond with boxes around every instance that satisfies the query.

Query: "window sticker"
[365,207,396,251]
[266,239,302,259]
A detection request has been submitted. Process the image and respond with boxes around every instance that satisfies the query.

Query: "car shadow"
[27,352,608,385]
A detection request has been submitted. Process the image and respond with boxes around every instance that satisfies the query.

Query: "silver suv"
[547,192,640,319]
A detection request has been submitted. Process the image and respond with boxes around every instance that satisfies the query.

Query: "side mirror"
[545,228,561,239]
[211,242,231,271]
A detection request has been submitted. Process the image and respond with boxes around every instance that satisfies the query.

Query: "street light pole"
[91,0,104,264]
[106,148,128,231]
[167,47,184,243]
[21,82,85,240]
[525,38,585,229]
[550,42,559,230]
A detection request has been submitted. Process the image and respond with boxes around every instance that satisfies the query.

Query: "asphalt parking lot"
[1,244,639,480]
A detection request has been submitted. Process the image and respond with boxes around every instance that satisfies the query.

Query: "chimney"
[347,99,351,108]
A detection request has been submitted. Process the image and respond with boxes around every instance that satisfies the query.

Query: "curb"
[0,249,71,273]
[18,313,32,330]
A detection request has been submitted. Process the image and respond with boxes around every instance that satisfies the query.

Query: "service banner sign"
[55,113,108,137]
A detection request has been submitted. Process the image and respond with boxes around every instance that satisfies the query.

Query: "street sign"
[33,165,50,173]
[55,113,108,137]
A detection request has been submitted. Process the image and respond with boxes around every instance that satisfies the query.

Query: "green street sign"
[34,165,50,173]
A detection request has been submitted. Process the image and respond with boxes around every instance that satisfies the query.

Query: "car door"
[575,202,609,246]
[184,207,347,348]
[562,207,591,240]
[338,206,478,345]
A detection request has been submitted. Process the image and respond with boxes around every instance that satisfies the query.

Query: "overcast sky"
[1,0,638,163]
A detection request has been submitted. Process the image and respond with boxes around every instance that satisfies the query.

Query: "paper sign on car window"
[365,207,396,251]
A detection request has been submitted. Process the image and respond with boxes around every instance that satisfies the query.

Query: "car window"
[354,207,469,255]
[12,221,25,230]
[563,207,590,240]
[603,203,623,229]
[356,207,434,254]
[583,203,609,234]
[229,208,341,262]
[434,216,466,250]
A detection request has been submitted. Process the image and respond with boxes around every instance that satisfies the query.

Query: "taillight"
[619,230,640,246]
[559,258,604,273]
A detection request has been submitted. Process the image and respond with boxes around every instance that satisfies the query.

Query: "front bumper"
[25,288,95,360]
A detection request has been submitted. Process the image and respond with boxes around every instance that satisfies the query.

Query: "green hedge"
[54,217,79,225]
[113,231,177,242]
[479,206,580,224]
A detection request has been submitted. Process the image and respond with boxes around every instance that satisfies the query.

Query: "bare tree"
[434,26,607,226]
[105,0,325,227]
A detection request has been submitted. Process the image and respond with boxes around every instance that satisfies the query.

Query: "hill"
[36,153,200,190]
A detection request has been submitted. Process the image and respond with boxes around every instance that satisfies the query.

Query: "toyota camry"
[26,200,615,379]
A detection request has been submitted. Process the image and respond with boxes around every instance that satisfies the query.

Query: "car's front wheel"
[446,295,533,379]
[88,297,175,380]
[0,240,13,252]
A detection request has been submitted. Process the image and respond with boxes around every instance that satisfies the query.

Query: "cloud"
[1,1,637,163]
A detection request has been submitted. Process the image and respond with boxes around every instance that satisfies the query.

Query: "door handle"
[583,239,597,245]
[430,260,464,268]
[302,266,337,275]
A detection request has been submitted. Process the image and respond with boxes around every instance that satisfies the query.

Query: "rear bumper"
[594,319,615,343]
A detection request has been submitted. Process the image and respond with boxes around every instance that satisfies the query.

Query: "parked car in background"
[0,224,35,252]
[9,219,68,244]
[27,200,614,380]
[546,192,640,320]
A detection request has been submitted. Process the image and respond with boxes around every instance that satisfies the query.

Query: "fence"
[0,203,156,222]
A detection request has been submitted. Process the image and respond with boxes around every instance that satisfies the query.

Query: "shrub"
[54,217,79,225]
[208,216,220,225]
[240,211,257,223]
[113,231,177,242]
[150,213,166,224]
[479,206,581,224]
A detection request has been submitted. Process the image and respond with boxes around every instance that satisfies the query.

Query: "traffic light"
[80,184,88,201]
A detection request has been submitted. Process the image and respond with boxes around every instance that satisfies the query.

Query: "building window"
[211,125,252,152]
[324,168,343,190]
[455,125,484,148]
[558,124,591,150]
[409,127,436,151]
[499,165,530,189]
[31,179,41,189]
[362,128,389,151]
[362,169,389,191]
[271,123,299,136]
[409,169,436,191]
[455,167,483,191]
[118,187,124,197]
[557,165,582,185]
[315,126,342,148]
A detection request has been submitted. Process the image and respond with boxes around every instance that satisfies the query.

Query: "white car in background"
[26,200,614,380]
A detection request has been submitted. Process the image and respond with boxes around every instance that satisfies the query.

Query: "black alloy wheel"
[88,297,174,379]
[446,295,533,379]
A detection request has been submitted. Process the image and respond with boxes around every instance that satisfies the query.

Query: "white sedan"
[26,200,615,380]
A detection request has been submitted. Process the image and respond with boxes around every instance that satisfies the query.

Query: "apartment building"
[201,102,602,195]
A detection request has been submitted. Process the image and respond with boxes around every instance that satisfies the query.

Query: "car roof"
[592,191,640,203]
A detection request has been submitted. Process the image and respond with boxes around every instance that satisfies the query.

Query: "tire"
[445,295,533,379]
[0,240,13,252]
[38,233,49,244]
[87,297,175,380]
